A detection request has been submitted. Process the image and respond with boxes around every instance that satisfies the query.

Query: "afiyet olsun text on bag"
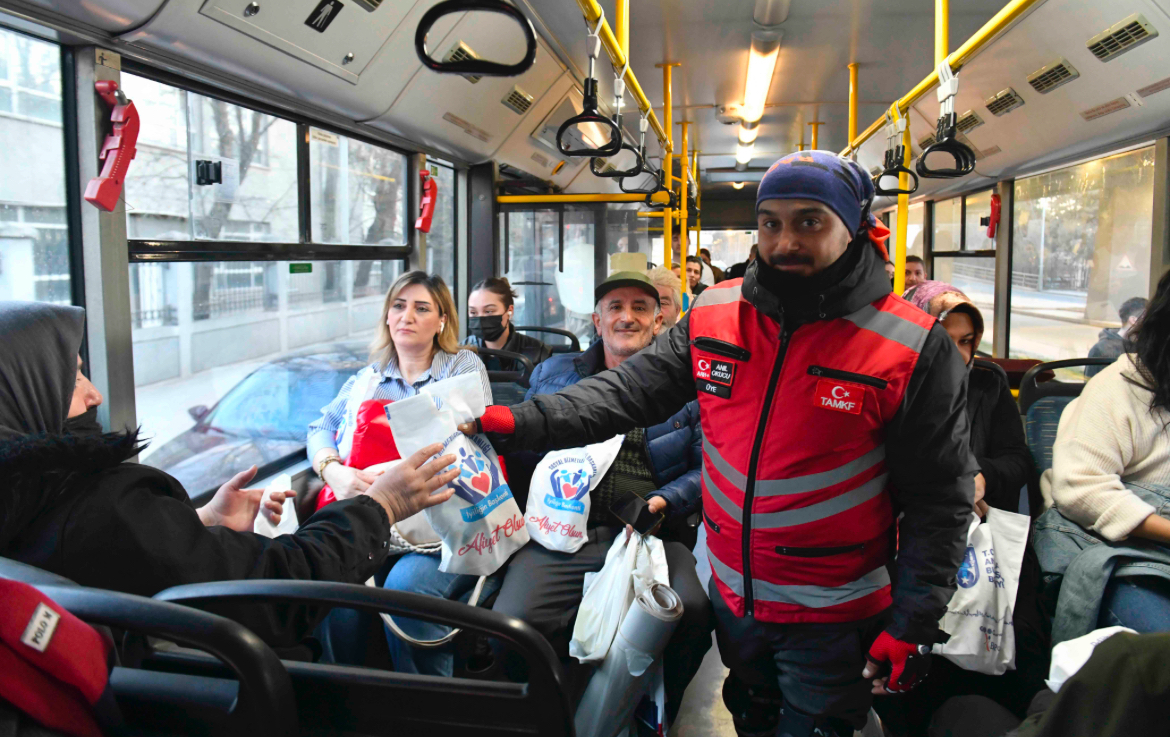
[386,375,528,576]
[526,436,625,554]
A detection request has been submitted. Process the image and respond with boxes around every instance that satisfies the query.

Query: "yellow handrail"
[574,0,672,152]
[679,120,690,297]
[498,192,669,204]
[840,0,1043,156]
[847,63,859,145]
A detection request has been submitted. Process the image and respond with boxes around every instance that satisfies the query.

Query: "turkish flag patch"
[813,379,864,415]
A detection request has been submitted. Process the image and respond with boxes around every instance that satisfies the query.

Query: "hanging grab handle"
[916,60,976,179]
[589,65,642,176]
[618,166,663,195]
[873,111,918,196]
[415,0,538,77]
[591,143,643,178]
[556,11,622,157]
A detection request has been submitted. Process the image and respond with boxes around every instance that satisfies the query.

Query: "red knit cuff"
[478,405,516,434]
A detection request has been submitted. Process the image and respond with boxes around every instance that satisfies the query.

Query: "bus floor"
[668,634,887,737]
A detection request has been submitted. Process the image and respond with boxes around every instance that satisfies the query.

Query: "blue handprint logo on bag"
[447,445,512,522]
[544,461,593,515]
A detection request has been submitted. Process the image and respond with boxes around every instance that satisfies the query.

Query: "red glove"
[864,631,931,693]
[476,405,516,434]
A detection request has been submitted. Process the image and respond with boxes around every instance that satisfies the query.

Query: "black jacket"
[968,360,1033,512]
[2,435,392,647]
[492,244,976,643]
[1085,328,1129,378]
[462,325,553,372]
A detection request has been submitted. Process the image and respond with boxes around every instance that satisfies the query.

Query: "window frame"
[120,59,415,264]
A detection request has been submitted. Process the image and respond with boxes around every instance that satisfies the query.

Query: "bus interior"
[1,0,1169,734]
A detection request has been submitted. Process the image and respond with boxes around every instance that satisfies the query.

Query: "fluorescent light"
[741,34,781,123]
[738,125,758,145]
[735,143,755,165]
[731,181,746,190]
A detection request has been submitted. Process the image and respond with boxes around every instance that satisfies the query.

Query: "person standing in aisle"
[465,151,975,737]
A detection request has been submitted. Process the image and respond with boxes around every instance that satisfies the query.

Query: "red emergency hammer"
[84,81,139,212]
[416,169,438,233]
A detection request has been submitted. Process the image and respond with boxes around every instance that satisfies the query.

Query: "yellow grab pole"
[691,150,701,237]
[679,121,690,298]
[658,62,680,269]
[893,105,910,296]
[847,63,859,146]
[841,0,1041,156]
[575,0,670,150]
[637,210,666,217]
[936,0,950,66]
[498,193,669,204]
[615,0,629,58]
[808,121,824,150]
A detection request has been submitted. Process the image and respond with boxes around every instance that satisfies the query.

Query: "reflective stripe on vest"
[708,547,892,609]
[705,439,886,497]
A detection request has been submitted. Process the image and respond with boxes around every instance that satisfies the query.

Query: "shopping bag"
[575,583,683,737]
[934,507,1031,675]
[386,375,528,576]
[316,397,402,510]
[570,530,669,664]
[1045,626,1137,693]
[254,473,299,538]
[526,436,625,554]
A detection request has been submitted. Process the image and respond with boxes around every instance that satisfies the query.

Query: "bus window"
[425,161,456,295]
[1009,146,1155,363]
[933,255,996,355]
[130,259,402,497]
[0,28,71,304]
[699,230,757,271]
[885,202,925,262]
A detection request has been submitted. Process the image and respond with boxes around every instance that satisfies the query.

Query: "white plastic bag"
[934,507,1031,675]
[253,473,299,538]
[574,583,683,737]
[570,531,669,664]
[525,436,625,553]
[386,377,528,576]
[1045,626,1136,693]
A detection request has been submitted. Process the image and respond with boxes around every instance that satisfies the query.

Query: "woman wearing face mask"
[876,283,1044,736]
[0,300,459,649]
[461,277,551,371]
[307,271,497,677]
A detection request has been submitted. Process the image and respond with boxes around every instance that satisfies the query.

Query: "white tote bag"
[570,530,669,664]
[525,436,626,553]
[386,376,528,576]
[934,507,1031,675]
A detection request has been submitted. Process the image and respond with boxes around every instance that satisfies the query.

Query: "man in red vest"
[469,151,975,737]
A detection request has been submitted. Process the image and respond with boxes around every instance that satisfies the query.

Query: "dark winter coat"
[968,360,1033,512]
[1,432,393,648]
[462,324,553,372]
[1085,328,1129,378]
[515,341,702,517]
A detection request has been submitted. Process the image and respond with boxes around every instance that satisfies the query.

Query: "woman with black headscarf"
[0,300,460,646]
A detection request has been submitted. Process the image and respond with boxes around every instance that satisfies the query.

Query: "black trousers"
[711,576,886,731]
[491,526,714,720]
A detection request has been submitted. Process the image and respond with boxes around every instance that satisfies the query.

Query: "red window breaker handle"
[986,192,1001,239]
[416,169,438,233]
[84,81,139,212]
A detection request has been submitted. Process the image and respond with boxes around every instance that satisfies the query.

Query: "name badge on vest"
[696,357,736,398]
[813,379,863,415]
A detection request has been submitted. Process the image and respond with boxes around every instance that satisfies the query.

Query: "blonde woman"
[308,270,494,676]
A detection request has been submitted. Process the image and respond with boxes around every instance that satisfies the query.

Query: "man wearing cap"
[471,152,975,736]
[490,270,713,722]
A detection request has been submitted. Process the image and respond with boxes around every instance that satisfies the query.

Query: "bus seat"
[0,556,77,586]
[1018,358,1114,516]
[513,326,581,354]
[981,357,1053,391]
[151,580,573,737]
[478,347,535,406]
[5,577,297,737]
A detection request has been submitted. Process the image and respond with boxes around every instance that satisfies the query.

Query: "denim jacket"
[1033,482,1170,644]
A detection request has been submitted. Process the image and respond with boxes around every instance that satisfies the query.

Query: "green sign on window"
[289,263,312,274]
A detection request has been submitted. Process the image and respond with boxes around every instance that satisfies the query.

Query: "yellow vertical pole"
[615,0,629,56]
[679,121,690,299]
[935,0,949,66]
[847,63,859,147]
[894,119,911,295]
[691,150,701,239]
[808,121,824,150]
[657,63,680,270]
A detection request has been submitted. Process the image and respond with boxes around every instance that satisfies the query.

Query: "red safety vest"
[689,279,934,625]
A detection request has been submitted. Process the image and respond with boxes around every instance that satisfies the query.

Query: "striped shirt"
[306,348,492,461]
